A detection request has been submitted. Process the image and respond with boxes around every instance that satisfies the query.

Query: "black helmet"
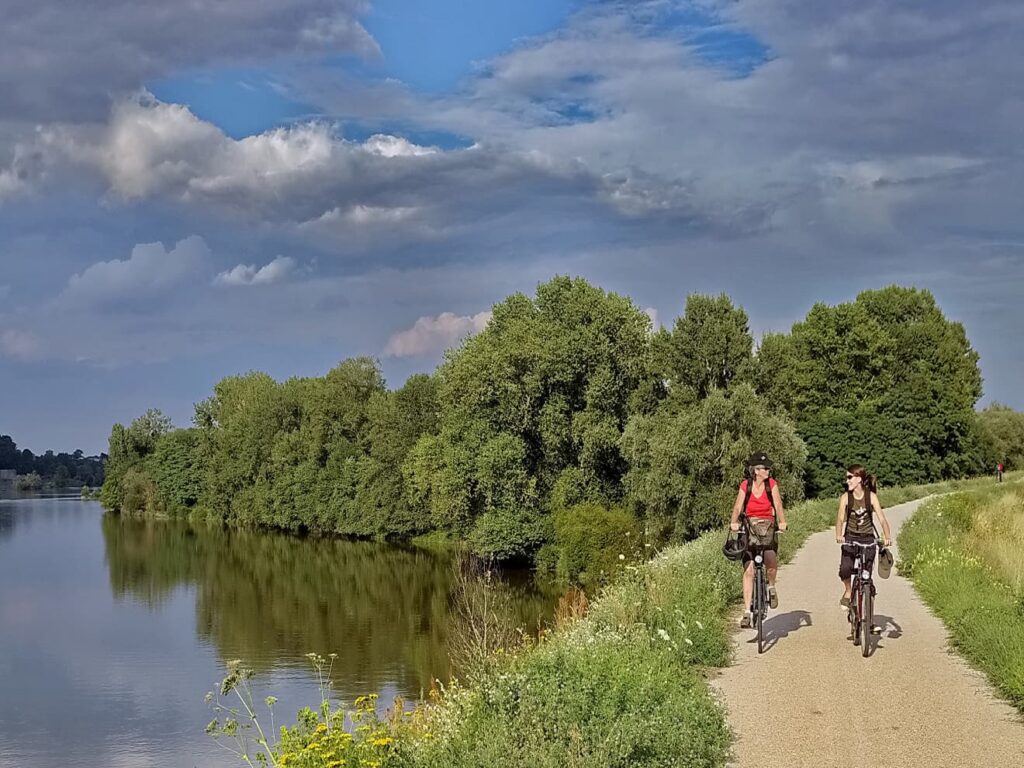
[745,451,773,468]
[722,530,748,561]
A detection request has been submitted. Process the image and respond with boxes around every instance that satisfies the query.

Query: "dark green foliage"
[624,385,806,540]
[150,429,204,512]
[0,434,105,486]
[756,286,985,492]
[553,502,642,587]
[98,279,994,568]
[409,276,655,558]
[978,403,1024,470]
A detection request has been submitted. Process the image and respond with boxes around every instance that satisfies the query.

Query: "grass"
[214,471,1018,768]
[898,481,1024,712]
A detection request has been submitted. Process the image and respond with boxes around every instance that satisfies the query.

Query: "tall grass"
[898,484,1024,712]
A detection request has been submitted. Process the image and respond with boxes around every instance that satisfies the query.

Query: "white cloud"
[643,306,660,331]
[215,256,298,286]
[0,330,43,360]
[58,235,210,308]
[384,311,492,358]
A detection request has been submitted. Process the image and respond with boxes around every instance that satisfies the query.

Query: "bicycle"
[843,538,878,657]
[744,517,781,655]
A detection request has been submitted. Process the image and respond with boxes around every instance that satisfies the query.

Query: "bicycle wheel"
[851,584,862,647]
[861,583,873,657]
[755,567,765,654]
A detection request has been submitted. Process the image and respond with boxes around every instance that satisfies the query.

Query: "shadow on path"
[751,610,813,652]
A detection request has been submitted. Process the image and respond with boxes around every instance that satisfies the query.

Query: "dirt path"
[712,497,1024,768]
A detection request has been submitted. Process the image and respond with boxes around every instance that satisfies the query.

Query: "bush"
[121,468,159,515]
[553,503,642,588]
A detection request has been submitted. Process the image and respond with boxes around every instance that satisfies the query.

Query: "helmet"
[877,547,894,579]
[722,530,748,561]
[745,451,773,469]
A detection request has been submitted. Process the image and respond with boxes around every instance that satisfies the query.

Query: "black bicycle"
[843,538,877,657]
[745,520,781,655]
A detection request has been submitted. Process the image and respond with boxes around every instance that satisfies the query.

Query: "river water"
[0,497,556,767]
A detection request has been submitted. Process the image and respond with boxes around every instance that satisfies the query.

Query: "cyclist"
[836,465,892,623]
[730,452,787,628]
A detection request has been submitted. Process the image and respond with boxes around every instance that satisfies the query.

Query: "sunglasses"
[845,474,860,480]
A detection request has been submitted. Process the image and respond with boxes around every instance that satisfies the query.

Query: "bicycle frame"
[844,538,877,656]
[742,514,779,655]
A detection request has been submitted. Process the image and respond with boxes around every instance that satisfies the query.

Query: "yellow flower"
[371,737,394,747]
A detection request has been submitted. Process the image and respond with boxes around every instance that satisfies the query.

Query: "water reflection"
[101,515,556,696]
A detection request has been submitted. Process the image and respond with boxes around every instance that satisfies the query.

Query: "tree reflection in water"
[101,514,557,698]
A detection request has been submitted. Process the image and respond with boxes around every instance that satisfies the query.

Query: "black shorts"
[839,537,876,580]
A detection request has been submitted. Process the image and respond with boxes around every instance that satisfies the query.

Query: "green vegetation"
[211,474,1011,768]
[101,278,1024,574]
[0,434,105,488]
[898,482,1024,712]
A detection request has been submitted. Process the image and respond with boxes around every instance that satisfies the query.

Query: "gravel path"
[712,497,1024,768]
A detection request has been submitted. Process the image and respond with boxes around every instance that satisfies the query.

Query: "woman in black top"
[835,465,892,608]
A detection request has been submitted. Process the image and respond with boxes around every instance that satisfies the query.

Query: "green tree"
[410,276,654,558]
[652,293,754,401]
[978,404,1024,470]
[755,286,983,493]
[623,384,806,540]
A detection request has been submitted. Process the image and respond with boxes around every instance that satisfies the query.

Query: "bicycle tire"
[862,583,873,657]
[755,567,765,654]
[852,583,862,647]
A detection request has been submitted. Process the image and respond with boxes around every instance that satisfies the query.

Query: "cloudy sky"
[2,0,1023,454]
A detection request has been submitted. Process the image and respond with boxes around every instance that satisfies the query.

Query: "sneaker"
[740,612,752,629]
[768,586,779,609]
[870,625,883,635]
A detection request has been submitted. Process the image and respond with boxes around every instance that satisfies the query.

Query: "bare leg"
[765,550,778,586]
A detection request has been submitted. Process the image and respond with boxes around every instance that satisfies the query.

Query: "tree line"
[0,435,106,487]
[99,278,1023,569]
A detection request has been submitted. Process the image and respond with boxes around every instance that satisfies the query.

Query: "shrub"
[553,503,642,588]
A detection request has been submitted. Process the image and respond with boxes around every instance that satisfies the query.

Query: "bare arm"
[871,492,892,546]
[836,495,847,543]
[729,488,745,530]
[772,483,787,530]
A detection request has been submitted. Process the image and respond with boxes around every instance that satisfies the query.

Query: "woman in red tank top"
[729,452,788,628]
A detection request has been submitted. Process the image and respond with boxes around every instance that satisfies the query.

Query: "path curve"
[712,497,1024,768]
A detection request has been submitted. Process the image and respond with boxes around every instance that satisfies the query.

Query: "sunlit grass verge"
[210,472,1016,768]
[898,484,1024,712]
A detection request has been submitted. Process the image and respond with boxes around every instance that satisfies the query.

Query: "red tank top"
[740,478,777,519]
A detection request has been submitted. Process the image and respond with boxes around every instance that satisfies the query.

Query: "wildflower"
[684,638,694,646]
[619,554,626,560]
[695,620,704,630]
[656,628,671,642]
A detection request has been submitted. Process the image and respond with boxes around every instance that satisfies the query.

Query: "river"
[0,496,557,767]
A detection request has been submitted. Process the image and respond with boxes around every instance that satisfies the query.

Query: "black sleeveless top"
[845,490,874,538]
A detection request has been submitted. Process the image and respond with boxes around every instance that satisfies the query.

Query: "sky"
[2,0,1023,455]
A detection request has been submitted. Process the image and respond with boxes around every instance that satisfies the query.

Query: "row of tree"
[0,435,106,487]
[100,279,1022,565]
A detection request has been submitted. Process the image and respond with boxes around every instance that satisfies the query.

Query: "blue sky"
[2,0,1024,454]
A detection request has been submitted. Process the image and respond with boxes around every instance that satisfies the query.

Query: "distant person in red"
[997,462,1004,482]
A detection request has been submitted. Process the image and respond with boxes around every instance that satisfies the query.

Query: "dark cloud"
[0,0,377,122]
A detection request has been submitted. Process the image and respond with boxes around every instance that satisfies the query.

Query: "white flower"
[618,554,626,560]
[656,628,671,642]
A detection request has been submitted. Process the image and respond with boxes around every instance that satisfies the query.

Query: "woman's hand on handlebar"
[778,522,788,532]
[730,521,741,532]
